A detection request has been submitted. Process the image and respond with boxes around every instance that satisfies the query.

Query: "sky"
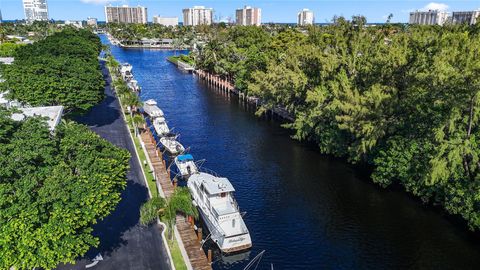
[1,0,479,23]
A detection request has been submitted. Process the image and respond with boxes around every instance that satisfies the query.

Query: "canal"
[103,36,480,269]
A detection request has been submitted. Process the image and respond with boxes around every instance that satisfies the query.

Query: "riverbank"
[105,36,480,270]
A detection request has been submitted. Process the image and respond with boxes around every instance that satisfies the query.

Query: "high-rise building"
[23,0,49,22]
[297,9,314,26]
[153,16,179,27]
[104,5,148,24]
[452,10,480,25]
[409,10,449,25]
[235,6,261,26]
[182,6,213,26]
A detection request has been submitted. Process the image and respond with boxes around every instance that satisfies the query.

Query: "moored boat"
[120,63,133,81]
[187,172,252,253]
[159,134,185,155]
[153,117,170,136]
[174,154,198,178]
[127,79,141,92]
[143,99,164,118]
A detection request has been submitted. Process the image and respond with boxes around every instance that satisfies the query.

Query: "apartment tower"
[105,5,148,24]
[182,6,213,26]
[23,0,49,22]
[452,10,480,25]
[236,6,262,26]
[297,9,314,26]
[409,10,449,25]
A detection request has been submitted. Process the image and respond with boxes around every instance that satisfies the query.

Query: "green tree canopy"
[0,29,104,114]
[0,110,130,269]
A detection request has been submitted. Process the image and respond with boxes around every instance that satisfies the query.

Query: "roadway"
[56,62,171,270]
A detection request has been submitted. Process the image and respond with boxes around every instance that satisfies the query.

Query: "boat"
[159,134,185,155]
[127,79,141,92]
[120,63,133,81]
[187,172,252,253]
[153,117,170,136]
[143,99,164,118]
[174,154,198,178]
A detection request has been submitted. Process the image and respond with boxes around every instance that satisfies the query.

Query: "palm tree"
[163,187,198,240]
[131,114,144,136]
[139,187,198,240]
[123,92,142,114]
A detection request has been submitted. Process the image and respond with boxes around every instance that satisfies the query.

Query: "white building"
[236,6,262,26]
[153,16,178,27]
[65,20,83,28]
[452,10,480,25]
[11,106,64,131]
[409,10,449,25]
[105,5,148,24]
[23,0,49,22]
[87,17,98,27]
[297,8,314,26]
[182,6,213,26]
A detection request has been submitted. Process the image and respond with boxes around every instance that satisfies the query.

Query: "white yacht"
[153,117,170,136]
[159,134,185,155]
[127,79,141,92]
[174,154,198,178]
[188,172,252,253]
[143,99,164,118]
[120,63,133,81]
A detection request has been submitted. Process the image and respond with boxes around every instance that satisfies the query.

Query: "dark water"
[102,35,480,270]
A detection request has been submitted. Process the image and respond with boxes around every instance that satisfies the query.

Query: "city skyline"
[1,1,480,23]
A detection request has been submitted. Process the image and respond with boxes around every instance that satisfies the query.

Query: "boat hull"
[196,201,252,253]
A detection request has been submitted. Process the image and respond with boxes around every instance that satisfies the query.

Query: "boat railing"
[198,167,220,178]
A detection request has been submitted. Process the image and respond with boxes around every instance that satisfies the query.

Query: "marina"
[104,35,480,270]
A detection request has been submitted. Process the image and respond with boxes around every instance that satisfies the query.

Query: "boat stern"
[220,233,252,253]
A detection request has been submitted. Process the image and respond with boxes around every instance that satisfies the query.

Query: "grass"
[108,64,187,270]
[161,217,188,270]
[168,54,195,66]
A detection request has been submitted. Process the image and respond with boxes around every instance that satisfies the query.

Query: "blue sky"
[1,0,479,23]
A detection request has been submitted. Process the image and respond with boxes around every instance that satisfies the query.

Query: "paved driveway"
[56,62,171,270]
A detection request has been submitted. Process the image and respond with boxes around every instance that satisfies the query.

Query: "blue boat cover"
[177,154,194,162]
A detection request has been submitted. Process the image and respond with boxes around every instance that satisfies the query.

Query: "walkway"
[140,130,174,198]
[56,62,171,270]
[176,216,212,270]
[140,129,211,270]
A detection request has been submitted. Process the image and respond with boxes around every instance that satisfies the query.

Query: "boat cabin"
[175,154,198,176]
[143,99,164,118]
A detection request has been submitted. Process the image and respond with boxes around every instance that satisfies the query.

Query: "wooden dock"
[177,215,212,270]
[140,129,212,270]
[140,130,174,198]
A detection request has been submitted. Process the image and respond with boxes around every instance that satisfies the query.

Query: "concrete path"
[56,62,171,270]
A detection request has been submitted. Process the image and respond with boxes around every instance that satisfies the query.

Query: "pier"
[195,69,294,121]
[140,128,212,270]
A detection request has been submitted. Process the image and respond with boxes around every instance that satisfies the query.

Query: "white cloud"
[80,0,120,4]
[421,2,449,11]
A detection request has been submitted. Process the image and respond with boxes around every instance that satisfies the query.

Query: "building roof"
[190,172,235,195]
[11,106,64,131]
[0,57,14,65]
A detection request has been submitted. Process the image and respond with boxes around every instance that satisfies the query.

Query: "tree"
[0,114,130,269]
[0,29,104,114]
[188,20,480,230]
[139,187,198,240]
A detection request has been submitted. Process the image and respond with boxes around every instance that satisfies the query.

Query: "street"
[56,62,171,270]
